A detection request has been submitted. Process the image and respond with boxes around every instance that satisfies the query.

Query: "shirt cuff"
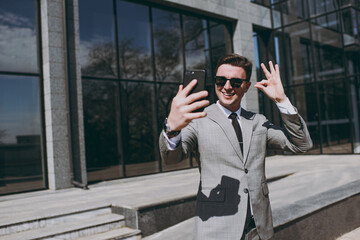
[162,131,181,150]
[276,97,297,114]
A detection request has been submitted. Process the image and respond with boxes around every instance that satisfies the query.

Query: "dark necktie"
[229,112,243,155]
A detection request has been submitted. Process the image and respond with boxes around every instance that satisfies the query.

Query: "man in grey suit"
[159,53,312,240]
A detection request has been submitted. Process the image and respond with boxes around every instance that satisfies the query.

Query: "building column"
[40,0,86,189]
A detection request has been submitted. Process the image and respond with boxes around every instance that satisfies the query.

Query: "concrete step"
[76,227,141,240]
[0,212,126,240]
[0,206,112,236]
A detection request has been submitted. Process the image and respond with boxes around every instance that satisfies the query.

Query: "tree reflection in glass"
[117,0,153,80]
[183,15,207,70]
[82,79,122,181]
[153,8,183,82]
[79,0,117,78]
[121,82,158,176]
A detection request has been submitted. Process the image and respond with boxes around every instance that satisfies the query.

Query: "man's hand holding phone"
[166,79,209,132]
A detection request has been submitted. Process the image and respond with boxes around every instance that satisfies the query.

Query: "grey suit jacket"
[159,103,313,240]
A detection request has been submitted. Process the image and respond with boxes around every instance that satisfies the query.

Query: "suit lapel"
[206,104,243,162]
[240,108,255,164]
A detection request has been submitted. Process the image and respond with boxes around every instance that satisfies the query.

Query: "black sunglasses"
[215,76,248,88]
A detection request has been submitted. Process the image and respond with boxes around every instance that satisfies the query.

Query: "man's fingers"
[185,111,207,120]
[261,63,271,79]
[269,61,276,74]
[185,90,208,104]
[254,81,267,91]
[269,61,277,82]
[275,64,281,79]
[187,99,210,112]
[181,79,198,96]
[175,84,183,96]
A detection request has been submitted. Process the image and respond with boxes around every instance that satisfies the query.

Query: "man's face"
[215,64,251,112]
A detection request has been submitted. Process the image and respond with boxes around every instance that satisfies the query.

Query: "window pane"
[0,0,38,73]
[319,81,352,153]
[209,22,231,49]
[281,22,313,84]
[183,15,207,70]
[0,75,44,195]
[79,0,117,78]
[311,17,344,81]
[272,3,282,28]
[342,9,358,47]
[209,22,232,79]
[122,82,158,176]
[117,0,153,80]
[282,0,307,25]
[153,8,183,82]
[350,76,360,153]
[83,79,123,182]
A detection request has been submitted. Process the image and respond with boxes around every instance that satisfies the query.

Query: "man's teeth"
[223,92,235,96]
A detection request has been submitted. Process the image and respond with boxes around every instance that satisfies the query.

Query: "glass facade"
[0,0,45,195]
[2,0,359,196]
[79,0,232,181]
[253,0,360,154]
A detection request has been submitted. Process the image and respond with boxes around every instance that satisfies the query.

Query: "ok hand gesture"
[254,61,287,103]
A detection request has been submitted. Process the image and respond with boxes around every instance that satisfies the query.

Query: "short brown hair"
[216,53,252,81]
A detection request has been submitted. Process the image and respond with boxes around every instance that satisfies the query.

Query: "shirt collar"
[216,101,241,119]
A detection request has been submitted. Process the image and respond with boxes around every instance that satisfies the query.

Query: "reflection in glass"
[282,0,306,26]
[157,83,191,171]
[342,9,359,47]
[281,22,313,84]
[153,8,183,82]
[272,3,281,28]
[210,22,231,49]
[311,18,344,81]
[0,75,44,195]
[79,0,117,78]
[319,81,352,153]
[0,0,38,73]
[209,22,232,78]
[122,82,158,176]
[350,77,360,153]
[83,80,123,182]
[183,15,207,70]
[117,0,153,80]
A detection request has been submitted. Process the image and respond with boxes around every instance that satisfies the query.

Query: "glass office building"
[253,0,360,154]
[0,0,359,195]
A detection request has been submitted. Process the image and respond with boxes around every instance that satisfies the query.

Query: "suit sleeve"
[159,120,198,164]
[266,111,313,153]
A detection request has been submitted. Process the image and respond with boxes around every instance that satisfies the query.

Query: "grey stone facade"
[41,0,86,189]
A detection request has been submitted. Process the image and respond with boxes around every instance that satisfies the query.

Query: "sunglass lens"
[215,76,226,86]
[230,79,242,88]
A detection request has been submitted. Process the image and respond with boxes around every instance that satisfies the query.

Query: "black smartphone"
[183,69,206,112]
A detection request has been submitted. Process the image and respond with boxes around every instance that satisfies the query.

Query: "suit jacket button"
[245,168,248,174]
[244,188,249,194]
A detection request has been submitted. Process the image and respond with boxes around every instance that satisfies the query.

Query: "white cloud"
[0,24,38,73]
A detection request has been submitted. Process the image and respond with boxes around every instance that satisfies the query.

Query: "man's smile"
[222,91,235,97]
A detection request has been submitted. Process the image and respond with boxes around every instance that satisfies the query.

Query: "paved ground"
[1,154,360,239]
[336,226,360,240]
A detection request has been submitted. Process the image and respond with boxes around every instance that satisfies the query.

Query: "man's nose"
[224,80,232,89]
